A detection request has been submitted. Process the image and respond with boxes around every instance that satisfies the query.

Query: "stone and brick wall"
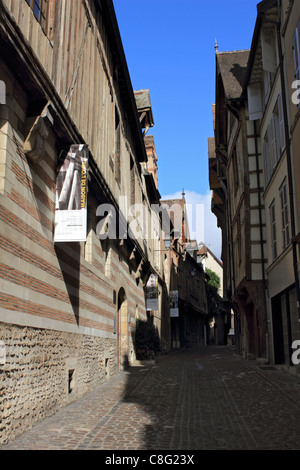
[0,322,115,446]
[0,1,154,446]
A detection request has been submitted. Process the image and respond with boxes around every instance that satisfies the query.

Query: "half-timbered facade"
[0,0,169,444]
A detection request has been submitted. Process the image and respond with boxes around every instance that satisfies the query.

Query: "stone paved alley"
[2,345,300,451]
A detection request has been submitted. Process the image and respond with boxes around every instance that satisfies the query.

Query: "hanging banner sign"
[170,290,179,317]
[54,144,89,242]
[146,274,159,311]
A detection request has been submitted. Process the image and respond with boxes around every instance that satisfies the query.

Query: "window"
[293,20,300,82]
[114,107,121,186]
[263,118,279,185]
[279,179,290,249]
[26,0,48,31]
[261,27,277,75]
[269,200,277,261]
[277,94,285,152]
[247,83,263,121]
[264,71,274,105]
[263,96,285,185]
[231,146,239,194]
[263,132,271,184]
[130,156,135,206]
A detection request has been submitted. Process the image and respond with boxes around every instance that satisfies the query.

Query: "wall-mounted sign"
[170,290,179,317]
[54,144,88,242]
[146,274,158,311]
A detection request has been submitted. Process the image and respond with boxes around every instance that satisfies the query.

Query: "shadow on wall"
[55,242,80,326]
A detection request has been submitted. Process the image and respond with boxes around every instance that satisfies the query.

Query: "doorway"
[271,295,285,364]
[117,287,128,370]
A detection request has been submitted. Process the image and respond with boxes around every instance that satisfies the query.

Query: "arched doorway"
[117,288,128,370]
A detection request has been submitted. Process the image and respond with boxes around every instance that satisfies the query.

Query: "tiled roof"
[217,50,250,100]
[134,89,152,110]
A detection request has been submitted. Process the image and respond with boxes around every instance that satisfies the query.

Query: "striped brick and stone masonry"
[0,59,146,446]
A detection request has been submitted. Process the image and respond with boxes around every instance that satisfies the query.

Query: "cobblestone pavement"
[2,345,300,451]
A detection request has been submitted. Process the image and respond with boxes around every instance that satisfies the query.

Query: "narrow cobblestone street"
[2,345,300,451]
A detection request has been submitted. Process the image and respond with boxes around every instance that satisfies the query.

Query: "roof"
[198,243,223,267]
[216,50,250,100]
[134,89,154,129]
[134,89,152,109]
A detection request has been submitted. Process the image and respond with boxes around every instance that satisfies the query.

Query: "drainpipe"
[253,120,269,359]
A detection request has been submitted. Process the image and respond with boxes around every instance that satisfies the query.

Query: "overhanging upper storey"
[214,49,249,175]
[134,89,154,136]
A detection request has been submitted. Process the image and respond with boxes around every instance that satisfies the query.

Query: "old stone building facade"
[0,0,173,445]
[161,193,208,349]
[210,0,300,367]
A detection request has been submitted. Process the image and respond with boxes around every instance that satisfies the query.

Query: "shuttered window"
[247,83,263,121]
[293,21,300,82]
[263,95,285,185]
[114,107,121,186]
[261,27,277,74]
[269,200,277,261]
[277,94,285,152]
[279,179,290,250]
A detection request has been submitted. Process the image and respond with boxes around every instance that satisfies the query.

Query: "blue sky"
[113,0,259,258]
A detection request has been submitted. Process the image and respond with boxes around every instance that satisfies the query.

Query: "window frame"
[277,94,285,153]
[114,106,121,186]
[269,199,277,261]
[279,179,290,250]
[263,95,285,185]
[25,0,48,33]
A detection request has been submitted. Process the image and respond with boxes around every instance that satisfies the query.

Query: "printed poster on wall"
[54,144,89,242]
[170,290,179,317]
[146,274,159,311]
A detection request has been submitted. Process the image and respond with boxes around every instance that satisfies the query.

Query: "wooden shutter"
[247,84,263,121]
[261,28,277,74]
[270,115,279,168]
[293,22,300,81]
[263,133,271,184]
[277,94,285,152]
